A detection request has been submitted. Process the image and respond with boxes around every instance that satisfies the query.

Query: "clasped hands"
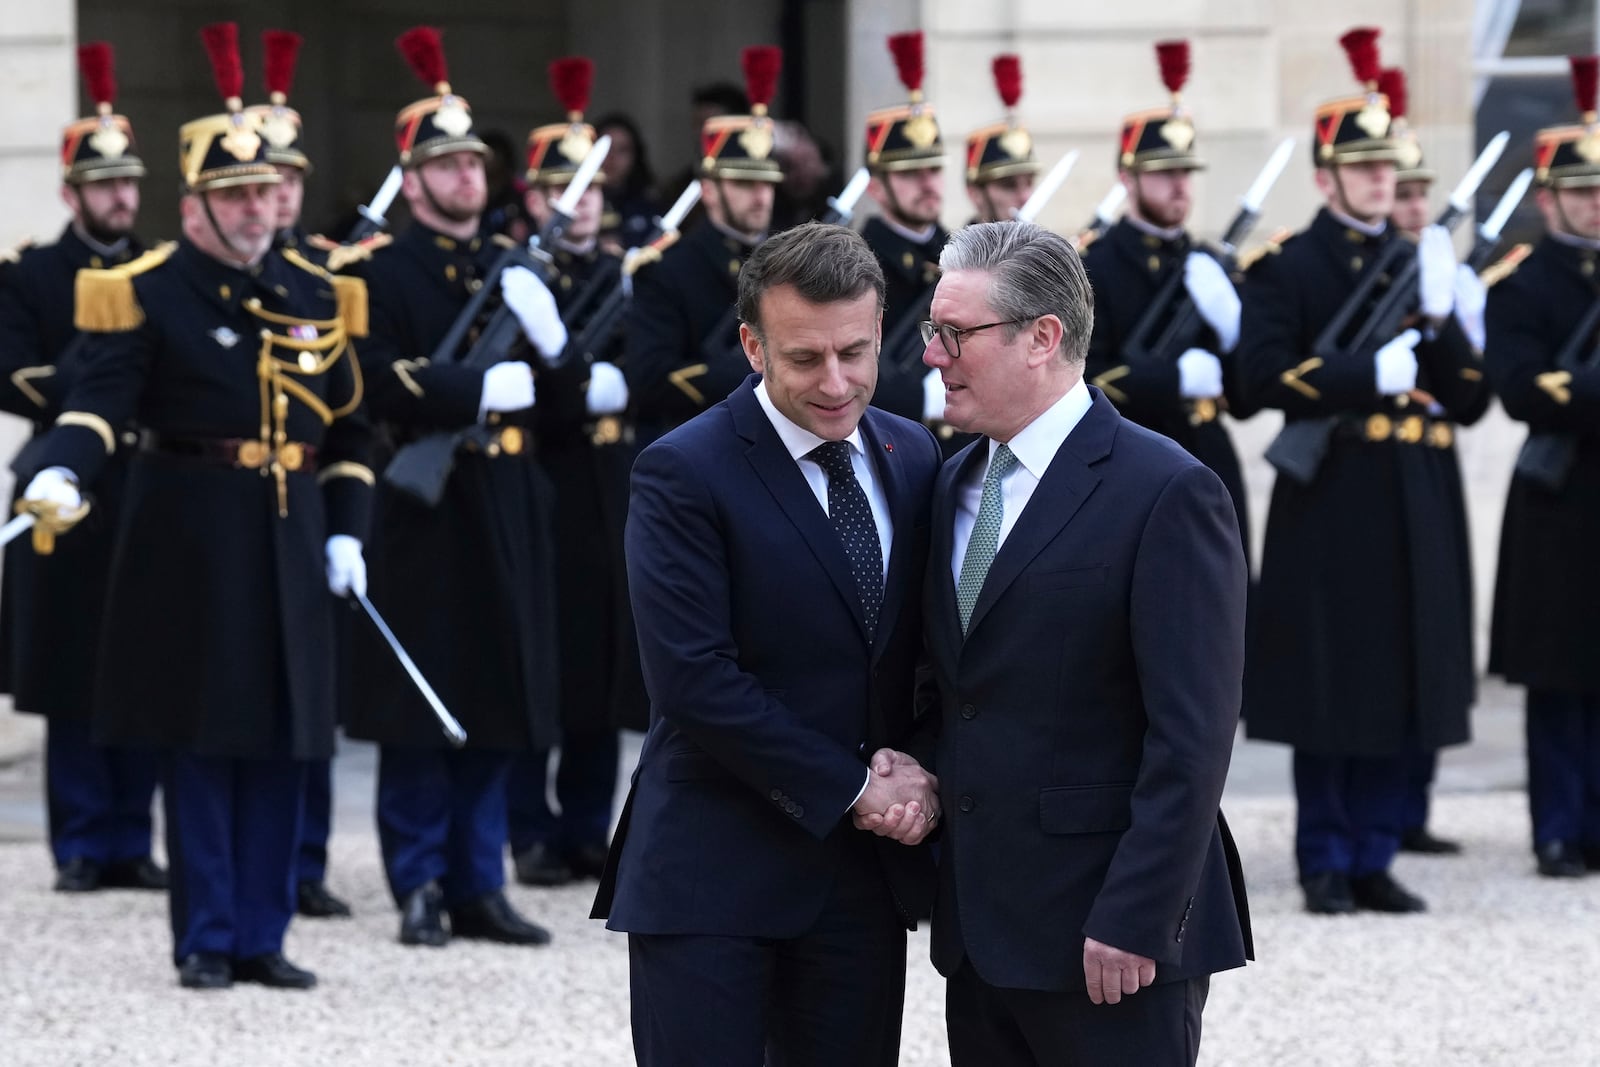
[851,749,939,846]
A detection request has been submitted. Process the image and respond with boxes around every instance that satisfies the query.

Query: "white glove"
[1375,328,1421,396]
[1453,263,1487,351]
[325,534,367,598]
[586,361,630,416]
[1183,251,1241,353]
[922,369,947,422]
[23,468,81,511]
[1417,224,1457,320]
[501,265,568,360]
[480,361,536,416]
[1176,348,1225,399]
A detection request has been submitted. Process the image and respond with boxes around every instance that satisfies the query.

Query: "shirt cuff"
[848,769,872,815]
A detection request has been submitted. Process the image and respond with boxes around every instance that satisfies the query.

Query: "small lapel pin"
[884,442,894,453]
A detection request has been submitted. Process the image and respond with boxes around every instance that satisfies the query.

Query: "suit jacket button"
[792,806,804,818]
[958,795,975,813]
[960,703,976,719]
[771,789,783,801]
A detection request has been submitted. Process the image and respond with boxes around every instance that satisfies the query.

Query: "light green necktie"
[956,444,1018,634]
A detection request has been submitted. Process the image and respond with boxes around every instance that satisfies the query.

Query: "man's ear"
[1028,314,1066,368]
[739,321,765,374]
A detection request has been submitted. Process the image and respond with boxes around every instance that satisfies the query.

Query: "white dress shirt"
[951,379,1093,584]
[755,380,892,577]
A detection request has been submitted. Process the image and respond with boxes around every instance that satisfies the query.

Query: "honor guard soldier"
[1381,65,1477,858]
[342,26,560,948]
[1237,28,1487,915]
[1486,56,1600,879]
[508,56,644,888]
[240,29,353,921]
[0,41,163,895]
[1082,40,1251,547]
[861,31,950,427]
[625,46,784,440]
[963,55,1040,225]
[16,22,373,990]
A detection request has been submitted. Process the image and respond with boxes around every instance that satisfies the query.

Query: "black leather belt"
[142,433,320,473]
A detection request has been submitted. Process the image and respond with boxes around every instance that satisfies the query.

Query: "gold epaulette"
[1236,227,1293,274]
[0,237,33,265]
[73,241,177,332]
[1480,243,1532,289]
[492,233,518,250]
[322,232,393,274]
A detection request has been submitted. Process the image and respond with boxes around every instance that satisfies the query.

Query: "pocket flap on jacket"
[1039,783,1134,834]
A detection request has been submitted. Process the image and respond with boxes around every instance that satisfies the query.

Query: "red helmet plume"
[548,56,594,118]
[888,32,924,94]
[396,26,450,94]
[263,31,303,104]
[1339,27,1381,88]
[741,46,782,113]
[1155,40,1190,96]
[199,22,244,105]
[992,54,1022,109]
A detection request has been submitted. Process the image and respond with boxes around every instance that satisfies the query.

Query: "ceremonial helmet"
[1534,56,1600,188]
[864,32,944,173]
[527,57,604,186]
[1312,28,1404,168]
[61,42,146,184]
[245,30,310,171]
[393,26,488,167]
[1382,67,1434,185]
[178,23,281,193]
[1119,40,1206,173]
[700,46,784,182]
[966,55,1041,185]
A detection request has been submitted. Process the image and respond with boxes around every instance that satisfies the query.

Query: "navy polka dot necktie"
[809,440,883,639]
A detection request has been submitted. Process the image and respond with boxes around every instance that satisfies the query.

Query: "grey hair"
[937,221,1093,366]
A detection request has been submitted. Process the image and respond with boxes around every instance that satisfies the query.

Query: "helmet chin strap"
[199,190,252,263]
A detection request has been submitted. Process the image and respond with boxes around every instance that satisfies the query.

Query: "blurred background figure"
[594,112,661,249]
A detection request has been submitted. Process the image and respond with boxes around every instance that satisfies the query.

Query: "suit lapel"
[860,412,909,661]
[730,382,867,640]
[963,391,1118,639]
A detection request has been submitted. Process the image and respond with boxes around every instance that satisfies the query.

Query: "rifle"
[1265,133,1509,485]
[1513,296,1600,491]
[1122,138,1294,364]
[383,138,612,506]
[345,166,403,244]
[1074,185,1126,252]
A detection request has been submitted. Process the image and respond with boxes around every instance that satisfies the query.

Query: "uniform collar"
[60,223,134,268]
[174,238,293,316]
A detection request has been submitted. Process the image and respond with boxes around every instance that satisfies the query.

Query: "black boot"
[448,890,553,945]
[1300,871,1355,915]
[1398,827,1462,855]
[399,881,448,947]
[513,843,573,887]
[1536,841,1585,878]
[1350,871,1427,913]
[53,857,102,893]
[177,952,232,990]
[297,879,353,918]
[234,953,317,990]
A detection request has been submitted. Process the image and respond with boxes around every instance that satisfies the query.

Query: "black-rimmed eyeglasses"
[918,318,1034,359]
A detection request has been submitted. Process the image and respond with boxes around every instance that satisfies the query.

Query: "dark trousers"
[44,718,158,868]
[163,752,306,964]
[296,758,333,883]
[946,960,1208,1067]
[376,745,510,907]
[1293,750,1407,877]
[506,729,619,854]
[627,841,906,1067]
[1401,749,1439,833]
[1525,689,1600,849]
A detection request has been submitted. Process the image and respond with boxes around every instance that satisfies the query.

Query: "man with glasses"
[894,219,1250,1065]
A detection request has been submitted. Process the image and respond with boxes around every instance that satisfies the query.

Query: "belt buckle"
[1394,415,1425,445]
[1427,422,1454,449]
[236,440,270,469]
[1364,414,1392,442]
[278,442,306,472]
[590,416,622,447]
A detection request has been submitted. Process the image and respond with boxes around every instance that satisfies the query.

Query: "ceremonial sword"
[349,592,467,747]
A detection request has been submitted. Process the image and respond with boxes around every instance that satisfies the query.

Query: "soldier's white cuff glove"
[1183,251,1241,353]
[1176,348,1225,399]
[23,468,81,511]
[501,265,568,361]
[1375,328,1421,396]
[1453,263,1487,351]
[325,534,366,598]
[480,361,536,417]
[1417,224,1457,320]
[586,361,630,416]
[922,369,947,423]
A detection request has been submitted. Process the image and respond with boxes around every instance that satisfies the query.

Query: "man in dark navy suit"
[593,222,942,1065]
[907,221,1251,1065]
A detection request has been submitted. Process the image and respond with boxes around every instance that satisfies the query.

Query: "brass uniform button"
[1364,413,1392,442]
[278,442,306,471]
[237,440,270,469]
[499,426,525,455]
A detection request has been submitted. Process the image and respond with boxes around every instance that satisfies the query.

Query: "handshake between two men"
[852,749,940,847]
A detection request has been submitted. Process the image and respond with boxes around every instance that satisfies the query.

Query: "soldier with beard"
[625,47,784,441]
[343,27,560,949]
[507,56,644,888]
[0,42,165,895]
[1083,40,1251,548]
[861,31,950,430]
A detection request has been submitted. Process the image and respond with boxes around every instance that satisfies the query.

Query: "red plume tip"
[888,32,925,94]
[1155,40,1190,95]
[199,22,244,105]
[992,55,1022,109]
[396,26,449,93]
[1339,27,1382,87]
[263,31,304,101]
[76,42,116,109]
[741,46,782,111]
[1571,55,1599,118]
[1377,67,1408,121]
[548,57,594,116]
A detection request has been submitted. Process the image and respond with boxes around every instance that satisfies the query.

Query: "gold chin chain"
[244,298,364,517]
